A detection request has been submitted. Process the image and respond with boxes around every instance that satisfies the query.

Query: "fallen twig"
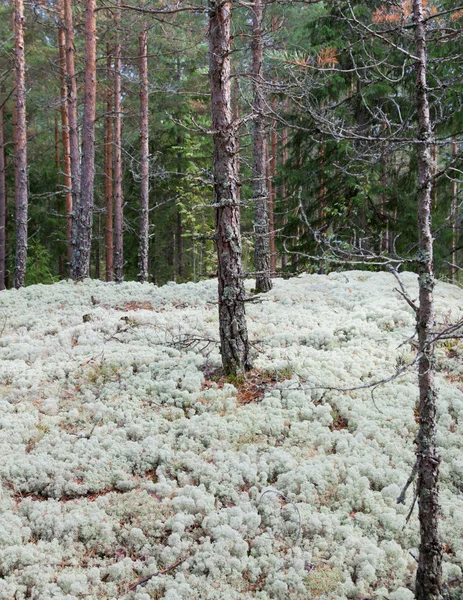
[128,557,187,591]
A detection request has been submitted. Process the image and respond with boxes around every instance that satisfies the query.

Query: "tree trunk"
[95,212,100,279]
[138,29,149,283]
[0,105,5,291]
[252,0,272,293]
[268,16,278,276]
[13,0,28,289]
[176,207,183,280]
[58,1,72,265]
[412,1,442,598]
[64,0,80,272]
[70,0,96,280]
[281,120,288,271]
[104,49,114,281]
[54,113,60,173]
[208,0,249,376]
[175,59,184,282]
[113,6,123,283]
[450,139,459,283]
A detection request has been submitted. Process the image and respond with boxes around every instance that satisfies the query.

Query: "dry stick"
[405,491,418,525]
[290,354,420,394]
[128,557,187,591]
[388,266,419,313]
[397,459,419,505]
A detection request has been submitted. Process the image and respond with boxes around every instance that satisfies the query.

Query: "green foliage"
[26,240,58,286]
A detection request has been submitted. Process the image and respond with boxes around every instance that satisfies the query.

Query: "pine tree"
[208,0,249,375]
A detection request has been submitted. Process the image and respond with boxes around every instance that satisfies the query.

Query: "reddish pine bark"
[138,29,149,283]
[0,105,5,290]
[208,0,249,375]
[13,0,28,289]
[413,1,442,598]
[113,8,123,283]
[252,0,272,293]
[104,49,114,282]
[71,0,97,280]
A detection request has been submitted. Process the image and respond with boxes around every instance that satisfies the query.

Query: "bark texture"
[269,102,277,275]
[71,0,96,280]
[252,0,272,293]
[104,49,114,282]
[58,1,72,264]
[280,124,288,271]
[13,0,28,289]
[450,140,459,283]
[113,6,123,284]
[208,0,249,376]
[138,29,149,283]
[64,0,80,271]
[413,2,442,598]
[0,106,5,290]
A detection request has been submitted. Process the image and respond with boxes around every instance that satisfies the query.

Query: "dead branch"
[128,557,188,591]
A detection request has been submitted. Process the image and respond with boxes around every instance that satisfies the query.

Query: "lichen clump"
[0,272,462,599]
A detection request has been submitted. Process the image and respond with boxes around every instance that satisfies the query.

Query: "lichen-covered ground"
[0,271,462,600]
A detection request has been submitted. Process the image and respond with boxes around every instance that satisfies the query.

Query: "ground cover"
[0,271,462,599]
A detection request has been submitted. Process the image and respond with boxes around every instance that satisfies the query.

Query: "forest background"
[0,0,461,290]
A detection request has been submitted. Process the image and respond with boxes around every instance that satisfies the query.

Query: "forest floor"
[0,271,462,600]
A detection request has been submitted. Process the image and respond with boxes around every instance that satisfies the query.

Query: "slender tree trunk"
[176,207,183,280]
[64,0,81,274]
[208,0,249,376]
[138,29,149,283]
[317,143,327,224]
[413,2,442,598]
[175,59,184,282]
[113,6,123,283]
[269,104,277,274]
[58,2,72,264]
[281,124,288,271]
[252,0,272,293]
[13,0,28,289]
[104,49,114,281]
[450,140,459,283]
[0,105,5,291]
[54,113,60,173]
[95,212,100,279]
[267,16,278,275]
[432,144,438,209]
[70,0,97,280]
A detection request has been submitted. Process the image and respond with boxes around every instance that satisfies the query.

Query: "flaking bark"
[138,29,149,283]
[65,0,81,274]
[412,1,443,598]
[113,13,123,284]
[0,105,5,290]
[13,0,28,289]
[104,49,114,282]
[208,0,249,376]
[70,0,97,280]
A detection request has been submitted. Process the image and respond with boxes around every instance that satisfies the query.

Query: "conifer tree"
[208,0,249,375]
[13,0,28,289]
